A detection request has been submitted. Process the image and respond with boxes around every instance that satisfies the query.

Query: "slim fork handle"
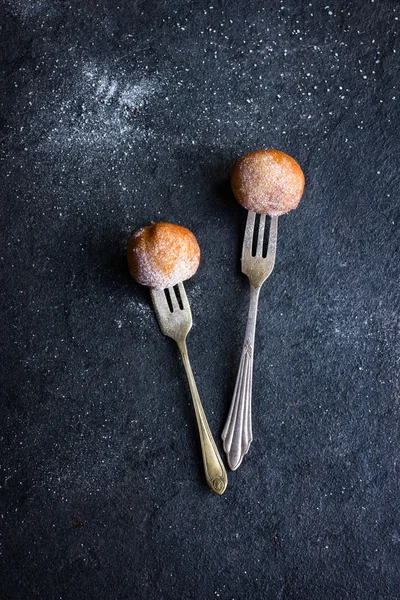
[222,284,260,470]
[178,341,228,495]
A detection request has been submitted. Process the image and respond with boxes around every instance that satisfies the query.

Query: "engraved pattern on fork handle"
[222,285,260,470]
[178,341,228,495]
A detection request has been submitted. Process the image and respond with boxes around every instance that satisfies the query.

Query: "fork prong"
[266,215,278,261]
[242,210,256,258]
[168,285,180,312]
[177,281,189,310]
[150,288,170,316]
[256,213,266,256]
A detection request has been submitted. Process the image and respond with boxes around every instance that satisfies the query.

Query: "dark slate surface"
[1,0,399,598]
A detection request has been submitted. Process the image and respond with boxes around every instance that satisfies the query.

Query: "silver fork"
[222,211,278,470]
[150,282,228,495]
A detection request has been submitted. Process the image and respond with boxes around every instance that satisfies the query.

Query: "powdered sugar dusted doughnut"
[231,149,305,216]
[127,222,200,290]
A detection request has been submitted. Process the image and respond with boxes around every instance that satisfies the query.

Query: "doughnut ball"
[127,222,200,290]
[230,149,305,216]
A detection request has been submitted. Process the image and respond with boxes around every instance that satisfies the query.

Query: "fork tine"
[177,281,189,310]
[150,288,170,317]
[242,210,256,258]
[168,285,180,312]
[266,215,278,260]
[256,213,266,256]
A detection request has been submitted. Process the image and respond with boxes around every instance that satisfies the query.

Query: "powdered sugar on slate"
[42,61,161,150]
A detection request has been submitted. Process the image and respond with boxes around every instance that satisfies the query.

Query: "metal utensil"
[150,282,228,495]
[222,211,278,470]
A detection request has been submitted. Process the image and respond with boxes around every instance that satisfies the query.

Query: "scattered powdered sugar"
[5,0,397,164]
[125,298,152,320]
[4,0,53,20]
[83,62,158,111]
[42,61,161,150]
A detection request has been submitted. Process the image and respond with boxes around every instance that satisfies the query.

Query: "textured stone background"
[1,0,399,598]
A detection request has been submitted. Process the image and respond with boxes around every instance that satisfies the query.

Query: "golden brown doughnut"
[127,222,200,290]
[230,149,305,216]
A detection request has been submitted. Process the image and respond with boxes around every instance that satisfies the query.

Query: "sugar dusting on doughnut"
[231,149,305,216]
[127,222,200,290]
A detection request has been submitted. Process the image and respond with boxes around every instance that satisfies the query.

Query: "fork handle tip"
[209,474,228,495]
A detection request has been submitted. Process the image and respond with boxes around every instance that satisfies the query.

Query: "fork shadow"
[214,179,245,275]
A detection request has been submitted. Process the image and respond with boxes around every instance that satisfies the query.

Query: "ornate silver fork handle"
[222,285,259,470]
[222,212,278,470]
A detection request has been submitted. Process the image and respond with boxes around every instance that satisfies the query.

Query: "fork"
[222,211,278,470]
[150,282,228,495]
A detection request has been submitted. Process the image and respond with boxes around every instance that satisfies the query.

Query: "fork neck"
[244,285,260,348]
[176,338,188,358]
